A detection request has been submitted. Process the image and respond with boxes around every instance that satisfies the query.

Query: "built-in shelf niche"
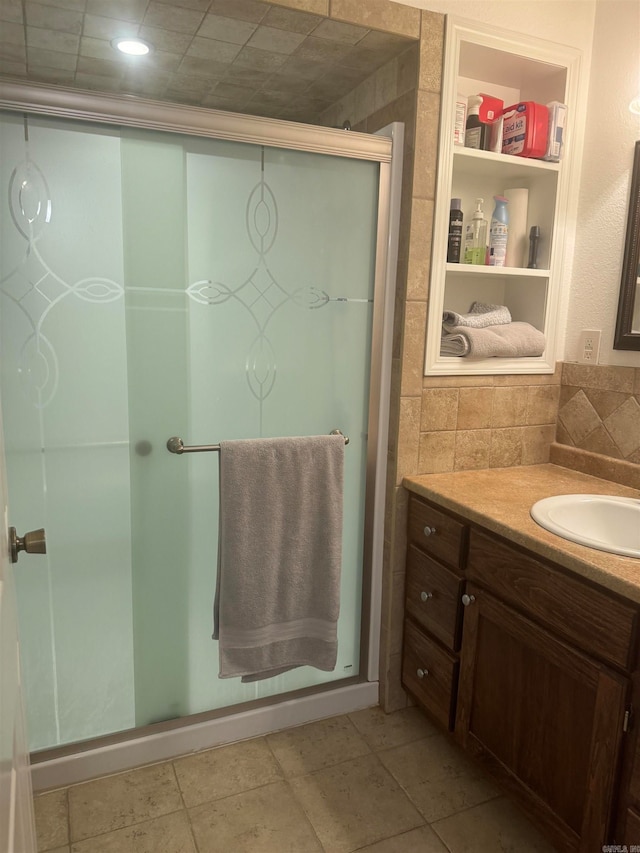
[424,18,582,376]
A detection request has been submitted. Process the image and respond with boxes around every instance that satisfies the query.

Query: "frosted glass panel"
[0,114,135,749]
[0,111,381,748]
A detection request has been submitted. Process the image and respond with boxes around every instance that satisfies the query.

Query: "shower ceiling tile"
[79,36,114,60]
[2,40,26,60]
[2,20,26,44]
[26,26,79,53]
[0,0,24,24]
[197,13,258,45]
[74,69,119,89]
[32,0,86,10]
[25,2,83,33]
[82,13,137,41]
[278,54,325,80]
[366,29,411,50]
[76,55,125,78]
[305,75,350,101]
[27,45,76,68]
[210,0,269,24]
[147,50,182,71]
[246,25,306,54]
[28,62,73,80]
[123,70,172,95]
[85,0,147,23]
[262,6,322,34]
[165,71,215,95]
[225,65,266,85]
[137,25,193,53]
[142,2,206,35]
[295,35,350,63]
[1,0,416,123]
[232,44,288,72]
[169,0,212,9]
[212,80,256,100]
[0,57,26,74]
[318,64,364,89]
[177,54,229,78]
[342,46,383,71]
[186,36,242,62]
[268,70,313,93]
[312,18,368,44]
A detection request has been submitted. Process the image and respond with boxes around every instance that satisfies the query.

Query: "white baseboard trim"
[32,681,379,791]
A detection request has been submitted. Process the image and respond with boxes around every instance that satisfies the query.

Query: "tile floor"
[34,706,558,853]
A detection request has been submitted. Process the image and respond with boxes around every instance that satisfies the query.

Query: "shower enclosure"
[0,83,401,787]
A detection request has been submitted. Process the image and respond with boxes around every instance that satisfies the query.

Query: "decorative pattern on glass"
[2,135,369,415]
[1,118,123,408]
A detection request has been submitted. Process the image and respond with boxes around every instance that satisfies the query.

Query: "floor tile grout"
[35,707,553,853]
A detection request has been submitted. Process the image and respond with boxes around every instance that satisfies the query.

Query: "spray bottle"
[488,196,509,267]
[464,198,488,265]
[447,198,463,263]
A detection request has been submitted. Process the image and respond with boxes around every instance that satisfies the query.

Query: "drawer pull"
[423,526,436,537]
[420,591,433,602]
[461,593,476,607]
[417,668,429,679]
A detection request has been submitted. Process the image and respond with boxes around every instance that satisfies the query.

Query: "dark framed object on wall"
[614,140,640,350]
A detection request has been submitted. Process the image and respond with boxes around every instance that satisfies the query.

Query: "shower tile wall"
[0,0,418,122]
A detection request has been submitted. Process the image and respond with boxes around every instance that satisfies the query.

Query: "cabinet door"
[457,584,628,853]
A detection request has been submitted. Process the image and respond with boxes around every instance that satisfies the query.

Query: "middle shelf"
[445,263,550,277]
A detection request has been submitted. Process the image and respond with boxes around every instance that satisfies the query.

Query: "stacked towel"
[440,321,546,358]
[442,302,511,332]
[213,435,344,682]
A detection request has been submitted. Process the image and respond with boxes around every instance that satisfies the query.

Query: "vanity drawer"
[405,545,464,650]
[402,618,458,731]
[467,529,638,671]
[407,495,467,569]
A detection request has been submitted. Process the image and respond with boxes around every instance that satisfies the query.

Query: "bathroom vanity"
[402,465,640,853]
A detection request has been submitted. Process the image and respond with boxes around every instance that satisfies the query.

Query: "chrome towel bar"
[166,430,349,455]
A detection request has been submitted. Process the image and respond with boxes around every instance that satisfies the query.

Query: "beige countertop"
[403,464,640,604]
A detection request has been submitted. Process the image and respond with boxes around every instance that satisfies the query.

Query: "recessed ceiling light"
[111,38,151,56]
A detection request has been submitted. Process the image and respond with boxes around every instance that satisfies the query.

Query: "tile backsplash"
[415,368,561,475]
[556,363,640,462]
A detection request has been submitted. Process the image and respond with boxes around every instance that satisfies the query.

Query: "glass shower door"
[0,111,382,751]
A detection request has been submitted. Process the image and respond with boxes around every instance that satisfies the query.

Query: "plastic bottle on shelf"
[447,198,463,263]
[464,95,490,150]
[488,196,509,267]
[463,198,488,265]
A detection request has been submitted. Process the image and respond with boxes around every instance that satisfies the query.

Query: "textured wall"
[564,0,640,367]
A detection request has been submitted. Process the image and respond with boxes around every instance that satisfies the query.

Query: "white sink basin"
[530,494,640,558]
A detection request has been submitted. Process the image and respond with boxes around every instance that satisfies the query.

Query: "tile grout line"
[168,760,201,853]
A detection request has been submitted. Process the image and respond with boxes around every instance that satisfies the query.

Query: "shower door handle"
[9,527,47,564]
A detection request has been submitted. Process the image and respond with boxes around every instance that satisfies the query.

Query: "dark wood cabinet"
[457,583,628,853]
[402,491,639,853]
[401,494,467,732]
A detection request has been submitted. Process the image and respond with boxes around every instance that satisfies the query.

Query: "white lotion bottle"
[488,196,509,267]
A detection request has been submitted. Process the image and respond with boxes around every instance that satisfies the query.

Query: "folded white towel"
[440,321,546,358]
[213,435,344,682]
[442,301,511,333]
